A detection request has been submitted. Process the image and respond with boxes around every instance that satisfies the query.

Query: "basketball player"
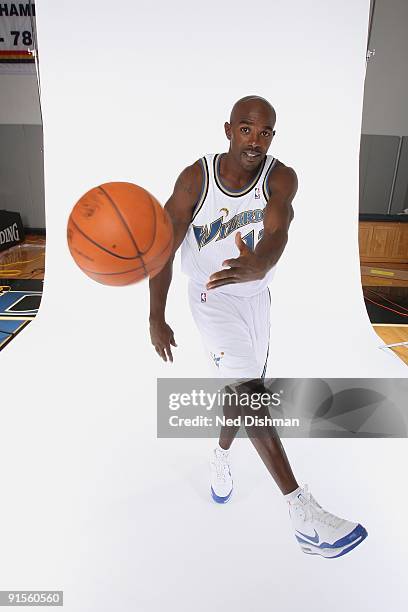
[149,96,367,558]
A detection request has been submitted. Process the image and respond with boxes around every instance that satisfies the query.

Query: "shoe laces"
[296,485,345,529]
[213,450,230,482]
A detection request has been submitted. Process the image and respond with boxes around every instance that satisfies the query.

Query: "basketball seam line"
[78,237,173,275]
[79,260,166,276]
[143,193,157,254]
[69,217,142,261]
[98,186,148,277]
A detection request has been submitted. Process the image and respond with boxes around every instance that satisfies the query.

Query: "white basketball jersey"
[181,153,278,297]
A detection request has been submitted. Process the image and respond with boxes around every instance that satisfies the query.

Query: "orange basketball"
[67,182,173,286]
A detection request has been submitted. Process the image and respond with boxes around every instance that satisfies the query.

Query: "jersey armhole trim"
[191,157,209,221]
[262,157,278,201]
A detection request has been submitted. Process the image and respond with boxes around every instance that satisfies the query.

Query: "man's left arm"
[253,164,298,270]
[207,165,298,289]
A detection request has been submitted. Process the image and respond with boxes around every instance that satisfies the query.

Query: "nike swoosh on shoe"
[295,529,320,544]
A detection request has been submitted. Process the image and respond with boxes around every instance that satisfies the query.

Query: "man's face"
[225,103,276,171]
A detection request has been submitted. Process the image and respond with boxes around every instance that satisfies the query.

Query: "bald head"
[230,96,276,126]
[224,96,276,170]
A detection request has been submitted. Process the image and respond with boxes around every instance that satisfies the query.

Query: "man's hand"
[206,232,267,290]
[149,318,177,362]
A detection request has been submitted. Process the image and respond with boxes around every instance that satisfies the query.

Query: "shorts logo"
[200,292,207,303]
[255,187,260,199]
[211,351,224,368]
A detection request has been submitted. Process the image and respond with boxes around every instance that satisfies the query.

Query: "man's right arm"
[149,160,202,362]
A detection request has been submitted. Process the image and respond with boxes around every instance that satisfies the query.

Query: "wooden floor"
[360,268,408,366]
[0,236,44,351]
[373,325,408,365]
[0,235,45,280]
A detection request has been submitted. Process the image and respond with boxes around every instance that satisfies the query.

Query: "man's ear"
[224,122,231,140]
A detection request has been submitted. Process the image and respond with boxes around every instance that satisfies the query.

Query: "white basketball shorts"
[188,280,270,379]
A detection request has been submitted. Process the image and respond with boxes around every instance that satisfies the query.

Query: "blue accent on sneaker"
[211,485,233,504]
[295,528,320,544]
[332,523,368,548]
[301,529,368,558]
[328,530,368,558]
[296,524,368,553]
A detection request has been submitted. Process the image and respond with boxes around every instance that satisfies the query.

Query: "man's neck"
[219,152,261,190]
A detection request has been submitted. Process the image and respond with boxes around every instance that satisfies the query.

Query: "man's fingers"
[210,269,239,280]
[222,257,242,268]
[207,277,238,289]
[155,339,176,362]
[155,345,167,362]
[207,269,239,285]
[235,231,249,253]
[207,272,240,289]
[165,343,174,363]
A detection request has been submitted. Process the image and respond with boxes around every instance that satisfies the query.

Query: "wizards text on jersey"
[193,208,264,250]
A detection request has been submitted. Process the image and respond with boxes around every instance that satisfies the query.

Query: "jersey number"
[241,230,254,251]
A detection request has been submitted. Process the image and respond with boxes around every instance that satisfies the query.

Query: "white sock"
[284,486,302,503]
[215,443,230,455]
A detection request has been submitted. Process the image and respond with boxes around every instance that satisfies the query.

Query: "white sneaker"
[288,485,368,558]
[210,447,233,504]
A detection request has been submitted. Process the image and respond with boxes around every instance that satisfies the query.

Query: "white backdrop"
[0,1,407,611]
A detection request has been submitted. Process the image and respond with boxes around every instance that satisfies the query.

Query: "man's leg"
[211,289,298,494]
[189,284,295,500]
[218,384,241,450]
[212,378,298,503]
[235,381,368,557]
[187,282,252,452]
[247,423,298,495]
[235,379,298,495]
